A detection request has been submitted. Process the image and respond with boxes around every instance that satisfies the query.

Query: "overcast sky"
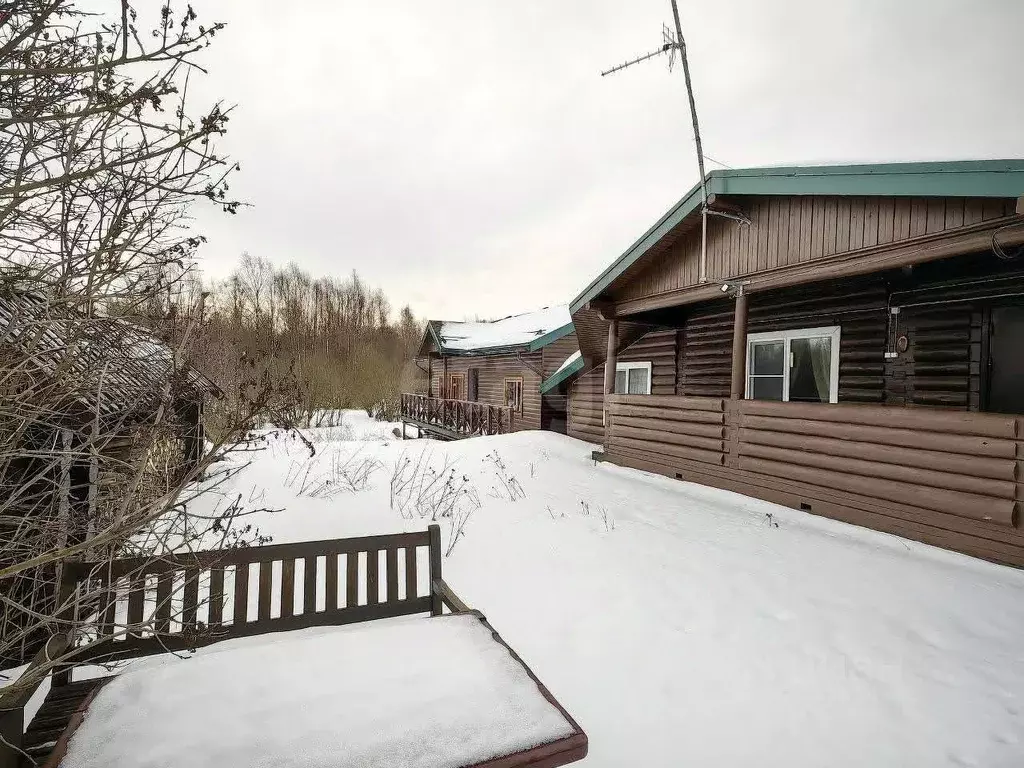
[188,0,1024,321]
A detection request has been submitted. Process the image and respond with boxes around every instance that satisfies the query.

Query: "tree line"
[192,253,425,428]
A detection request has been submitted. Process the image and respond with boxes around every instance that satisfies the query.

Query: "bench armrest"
[431,578,471,614]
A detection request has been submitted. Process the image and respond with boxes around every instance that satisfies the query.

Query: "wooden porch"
[0,527,587,768]
[400,393,515,440]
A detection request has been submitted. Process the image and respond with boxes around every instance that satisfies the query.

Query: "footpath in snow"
[99,414,1024,765]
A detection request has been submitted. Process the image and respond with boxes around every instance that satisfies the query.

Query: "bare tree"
[0,0,300,704]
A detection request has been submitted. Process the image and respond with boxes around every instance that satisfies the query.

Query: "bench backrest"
[64,525,443,663]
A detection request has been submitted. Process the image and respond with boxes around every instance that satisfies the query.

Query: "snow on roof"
[554,349,582,375]
[436,305,571,353]
[62,614,576,768]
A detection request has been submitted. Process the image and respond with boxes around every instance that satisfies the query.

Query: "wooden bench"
[0,525,587,768]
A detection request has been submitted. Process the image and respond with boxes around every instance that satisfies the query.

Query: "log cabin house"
[403,306,579,439]
[0,291,220,666]
[563,159,1024,567]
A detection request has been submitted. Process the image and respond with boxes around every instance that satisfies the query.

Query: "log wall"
[603,395,1024,567]
[674,279,889,402]
[567,330,677,445]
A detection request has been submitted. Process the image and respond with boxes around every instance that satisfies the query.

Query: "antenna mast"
[601,2,714,283]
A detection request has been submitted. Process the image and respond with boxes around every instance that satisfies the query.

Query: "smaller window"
[504,377,524,412]
[614,361,652,395]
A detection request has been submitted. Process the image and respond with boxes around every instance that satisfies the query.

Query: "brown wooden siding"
[568,330,677,444]
[613,196,1018,304]
[603,396,1024,568]
[427,352,544,431]
[674,280,889,402]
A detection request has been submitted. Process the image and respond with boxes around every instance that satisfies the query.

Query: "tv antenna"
[600,1,743,284]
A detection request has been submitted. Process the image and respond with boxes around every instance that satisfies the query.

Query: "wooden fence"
[603,395,1024,566]
[401,393,514,439]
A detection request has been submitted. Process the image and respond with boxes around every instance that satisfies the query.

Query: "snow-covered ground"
[182,415,1024,767]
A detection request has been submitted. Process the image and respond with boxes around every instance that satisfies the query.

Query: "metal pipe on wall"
[603,320,619,396]
[730,291,749,400]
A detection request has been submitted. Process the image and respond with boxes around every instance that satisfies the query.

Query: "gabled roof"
[420,305,574,356]
[540,350,584,394]
[570,159,1024,313]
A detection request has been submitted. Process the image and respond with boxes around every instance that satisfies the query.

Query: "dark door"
[987,307,1024,414]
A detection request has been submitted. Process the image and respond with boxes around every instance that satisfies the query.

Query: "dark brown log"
[606,394,724,411]
[738,397,1016,438]
[611,414,725,440]
[607,403,725,425]
[740,414,1016,459]
[608,435,723,465]
[739,426,1017,481]
[612,425,724,453]
[738,440,1015,499]
[737,455,1017,526]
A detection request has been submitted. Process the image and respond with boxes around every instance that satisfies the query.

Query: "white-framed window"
[746,326,840,403]
[614,361,652,395]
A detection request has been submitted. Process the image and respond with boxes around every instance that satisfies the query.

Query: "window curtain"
[809,337,831,401]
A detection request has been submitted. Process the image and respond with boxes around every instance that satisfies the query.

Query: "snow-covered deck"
[58,614,585,768]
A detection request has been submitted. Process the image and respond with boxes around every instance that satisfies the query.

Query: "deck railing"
[401,393,515,438]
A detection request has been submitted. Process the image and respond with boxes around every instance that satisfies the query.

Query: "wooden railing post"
[428,524,443,616]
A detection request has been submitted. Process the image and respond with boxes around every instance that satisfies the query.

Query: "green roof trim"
[569,159,1024,314]
[539,354,584,394]
[527,321,575,352]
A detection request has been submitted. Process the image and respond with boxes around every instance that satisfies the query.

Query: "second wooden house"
[402,306,579,439]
